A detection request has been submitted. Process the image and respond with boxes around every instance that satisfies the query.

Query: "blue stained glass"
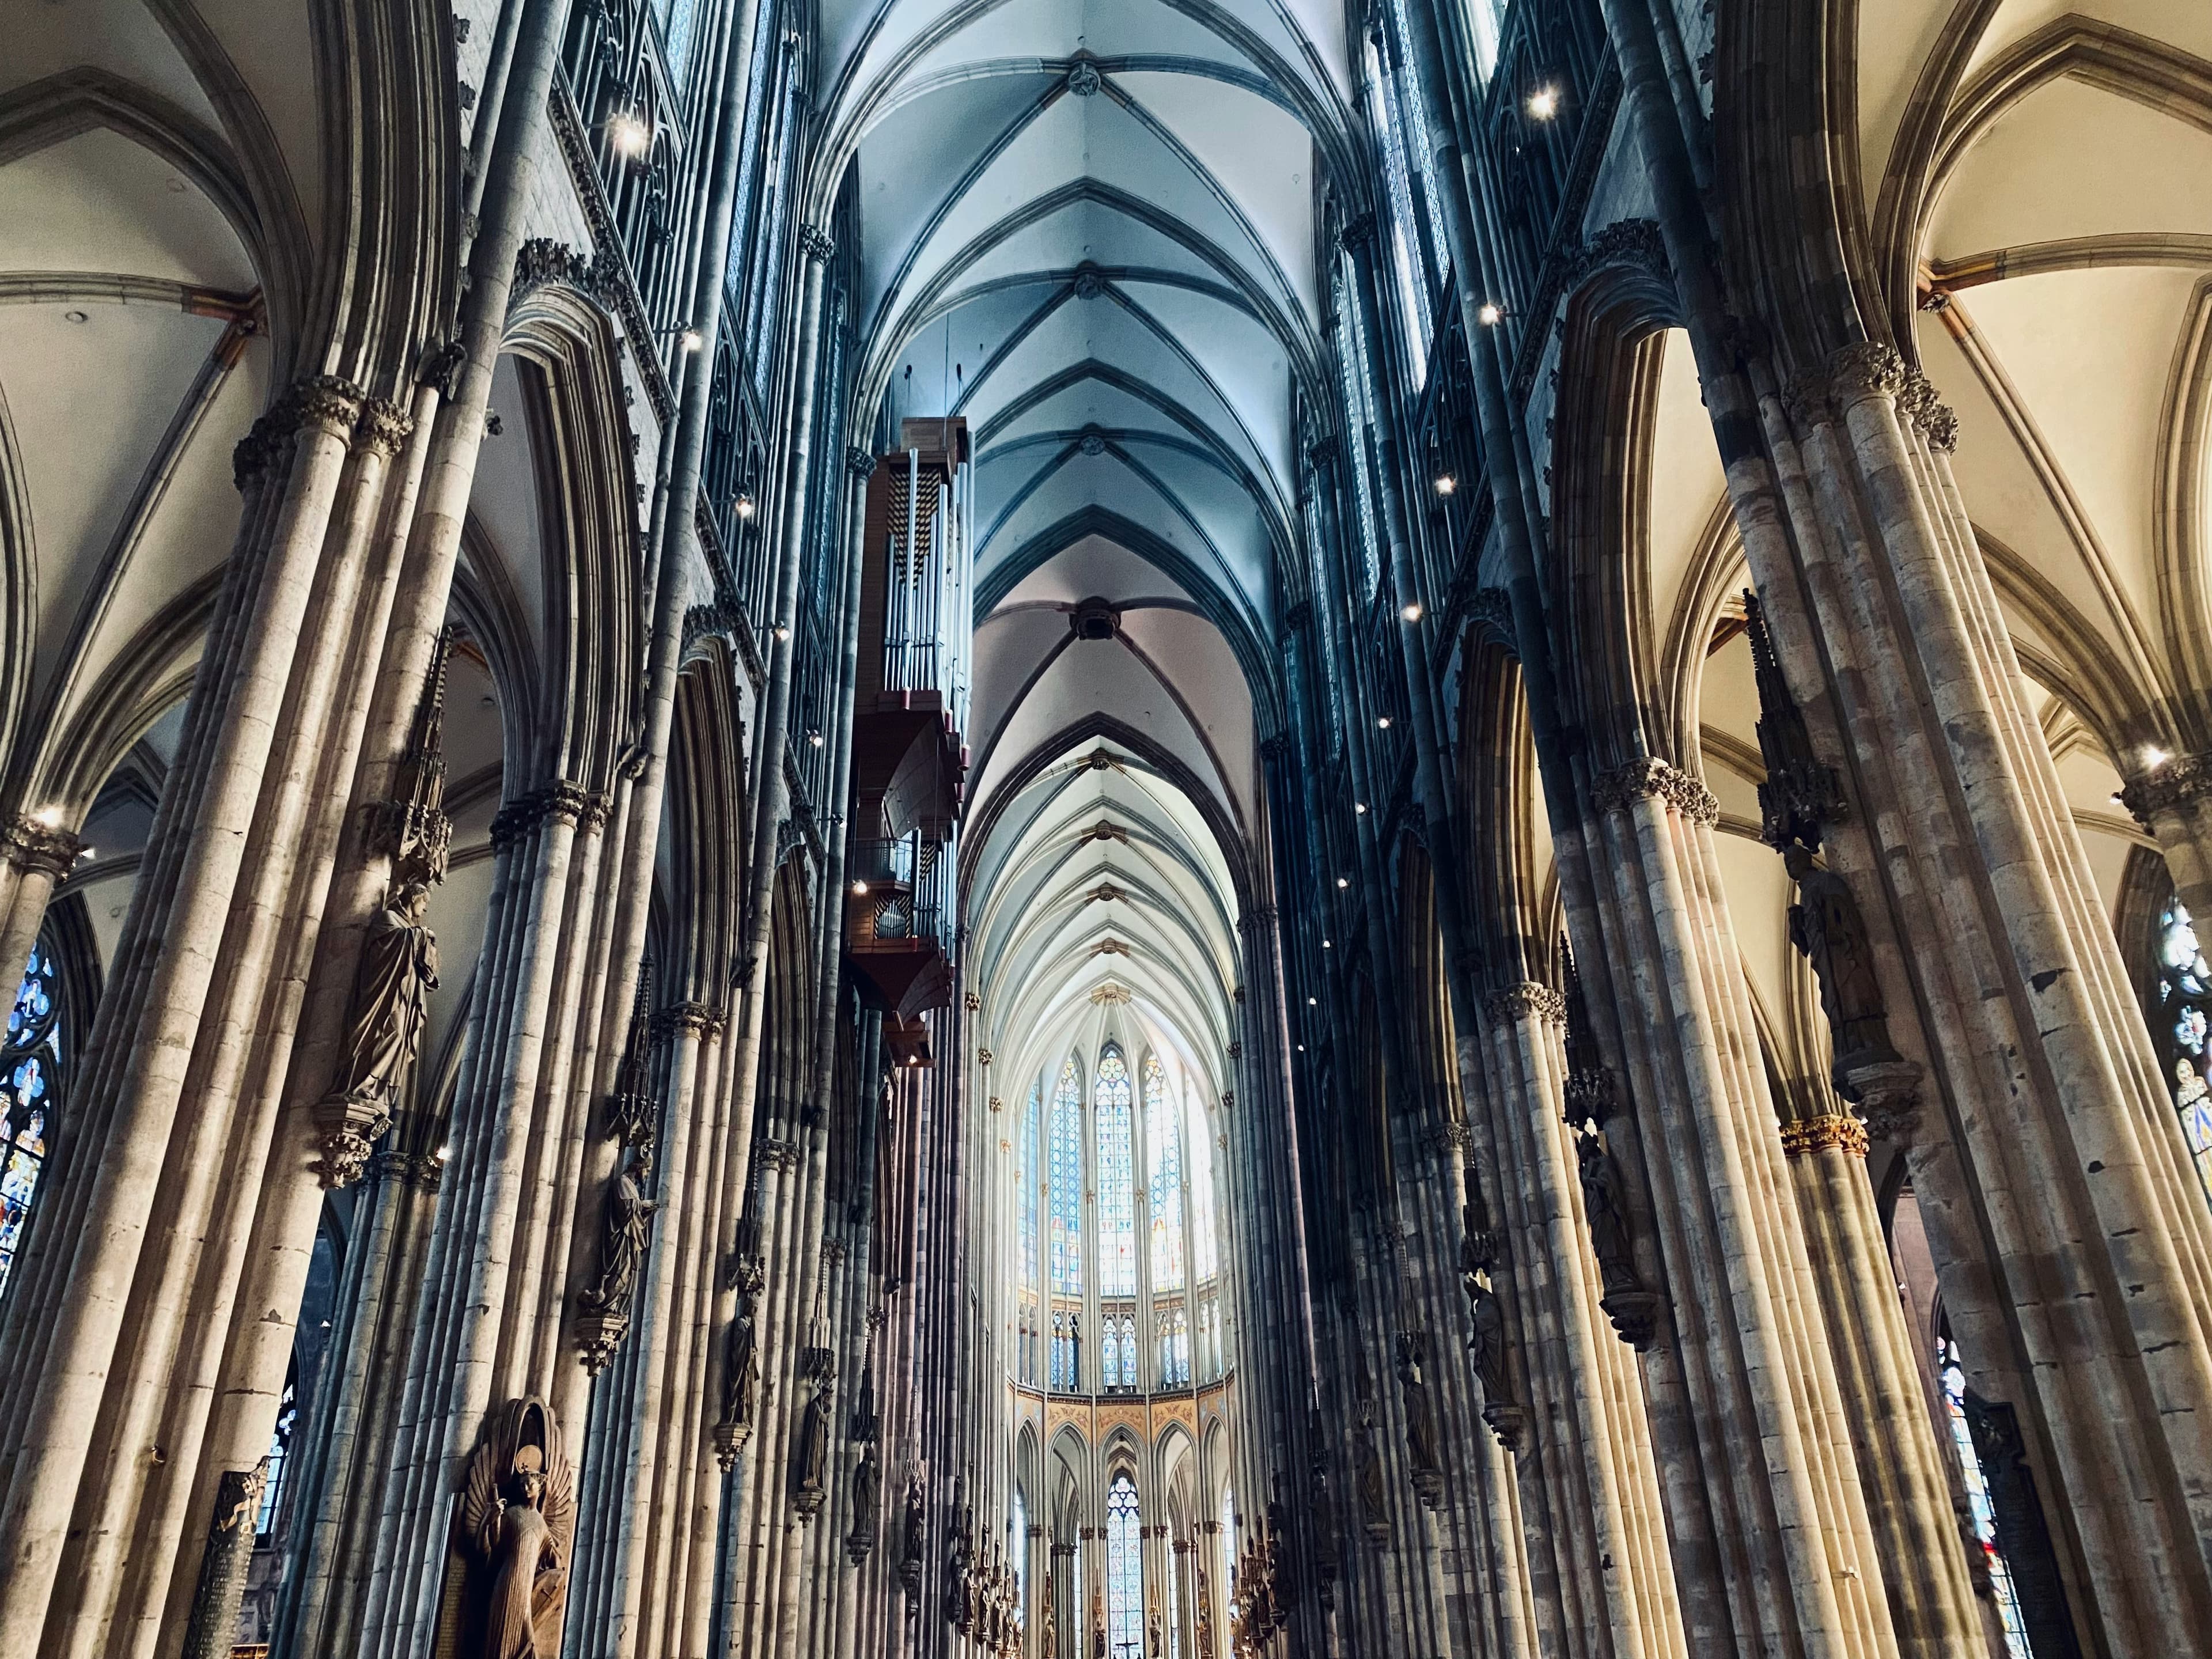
[1145,1055,1184,1294]
[1101,1320,1120,1391]
[2,942,63,1297]
[1187,1081,1218,1285]
[1051,1059,1084,1300]
[2153,902,2212,1209]
[1940,1339,2031,1659]
[1096,1048,1135,1297]
[1107,1476,1143,1658]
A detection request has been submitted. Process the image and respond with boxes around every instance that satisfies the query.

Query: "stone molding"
[1484,982,1566,1025]
[366,1149,444,1191]
[1066,59,1103,96]
[1556,217,1670,291]
[1334,211,1377,253]
[798,224,835,263]
[846,445,877,478]
[2,813,84,877]
[1587,757,1720,826]
[1897,369,1960,453]
[1779,1113,1870,1159]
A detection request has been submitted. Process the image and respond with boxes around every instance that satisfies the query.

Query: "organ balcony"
[845,416,972,1047]
[844,831,956,1056]
[852,416,972,843]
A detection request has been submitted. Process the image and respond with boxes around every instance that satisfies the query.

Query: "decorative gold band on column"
[1780,1113,1869,1158]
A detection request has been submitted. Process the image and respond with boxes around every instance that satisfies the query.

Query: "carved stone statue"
[580,1142,656,1313]
[1575,1129,1639,1294]
[1465,1273,1524,1448]
[1395,1333,1444,1506]
[454,1397,574,1659]
[1042,1567,1059,1659]
[1352,1394,1389,1541]
[847,1442,880,1560]
[1148,1591,1163,1657]
[724,1297,759,1431]
[900,1472,926,1597]
[334,882,440,1115]
[1092,1587,1107,1659]
[1784,843,1900,1080]
[945,1488,971,1628]
[793,1372,835,1516]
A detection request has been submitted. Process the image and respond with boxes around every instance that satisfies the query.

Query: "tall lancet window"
[2153,899,2212,1205]
[1050,1059,1084,1299]
[1185,1080,1218,1285]
[1096,1047,1137,1297]
[2,937,66,1297]
[1145,1055,1184,1293]
[1107,1475,1143,1658]
[1018,1078,1042,1384]
[1010,1490,1029,1628]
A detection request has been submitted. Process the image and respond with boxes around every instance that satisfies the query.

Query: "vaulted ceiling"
[816,0,1360,1032]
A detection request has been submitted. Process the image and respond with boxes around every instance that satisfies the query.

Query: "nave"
[1,0,2211,1657]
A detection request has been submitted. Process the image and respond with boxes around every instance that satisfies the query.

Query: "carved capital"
[1587,757,1720,826]
[312,1109,386,1189]
[799,225,836,264]
[1335,211,1378,253]
[846,445,878,478]
[2119,751,2212,825]
[1781,370,1834,432]
[354,396,415,457]
[1838,1055,1923,1143]
[1483,982,1565,1025]
[1780,1113,1870,1159]
[1825,341,1907,409]
[2,814,84,878]
[292,374,368,437]
[654,999,725,1037]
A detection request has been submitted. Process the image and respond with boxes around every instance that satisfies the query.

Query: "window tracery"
[1107,1475,1142,1658]
[1938,1336,2031,1659]
[1050,1058,1084,1300]
[1096,1047,1136,1297]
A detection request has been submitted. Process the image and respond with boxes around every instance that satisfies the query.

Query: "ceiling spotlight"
[1527,85,1559,120]
[1354,802,1367,815]
[851,879,869,895]
[1402,602,1423,623]
[774,622,791,641]
[808,729,825,748]
[1296,1043,1305,1051]
[1433,474,1456,497]
[436,1144,453,1163]
[76,846,94,862]
[1307,997,1318,1006]
[1477,302,1503,327]
[1377,715,1392,729]
[734,491,756,520]
[2144,745,2172,771]
[680,327,703,353]
[1321,938,1332,948]
[1336,877,1349,889]
[609,111,650,157]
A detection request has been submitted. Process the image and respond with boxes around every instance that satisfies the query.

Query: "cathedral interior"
[3,0,2212,1656]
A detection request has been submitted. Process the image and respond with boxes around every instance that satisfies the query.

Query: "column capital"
[1588,756,1720,827]
[846,445,878,478]
[2,813,84,878]
[2120,750,2212,824]
[1825,341,1907,410]
[1482,982,1565,1025]
[799,224,836,263]
[1779,1113,1869,1159]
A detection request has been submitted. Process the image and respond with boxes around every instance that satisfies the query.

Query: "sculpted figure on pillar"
[1393,1333,1444,1508]
[1351,1389,1389,1542]
[453,1397,574,1659]
[580,1141,657,1316]
[846,1441,880,1561]
[945,1481,972,1627]
[1783,843,1902,1085]
[901,1472,927,1597]
[317,881,440,1184]
[1575,1126,1659,1347]
[1465,1272,1522,1450]
[1042,1567,1059,1659]
[793,1369,836,1517]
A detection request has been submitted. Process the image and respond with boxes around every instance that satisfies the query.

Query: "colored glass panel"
[1145,1055,1185,1294]
[1107,1476,1143,1658]
[1051,1058,1084,1300]
[1096,1047,1135,1297]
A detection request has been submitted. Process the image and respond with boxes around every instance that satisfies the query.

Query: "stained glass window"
[1107,1476,1143,1659]
[1366,33,1433,385]
[2,940,66,1298]
[1186,1081,1218,1285]
[257,1375,299,1536]
[1145,1055,1185,1294]
[1101,1318,1120,1392]
[1050,1058,1084,1300]
[1219,1486,1235,1603]
[1117,1315,1138,1389]
[1096,1047,1136,1297]
[1938,1337,2031,1659]
[1052,1309,1077,1392]
[1020,1080,1041,1297]
[1165,1528,1182,1659]
[2154,899,2212,1207]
